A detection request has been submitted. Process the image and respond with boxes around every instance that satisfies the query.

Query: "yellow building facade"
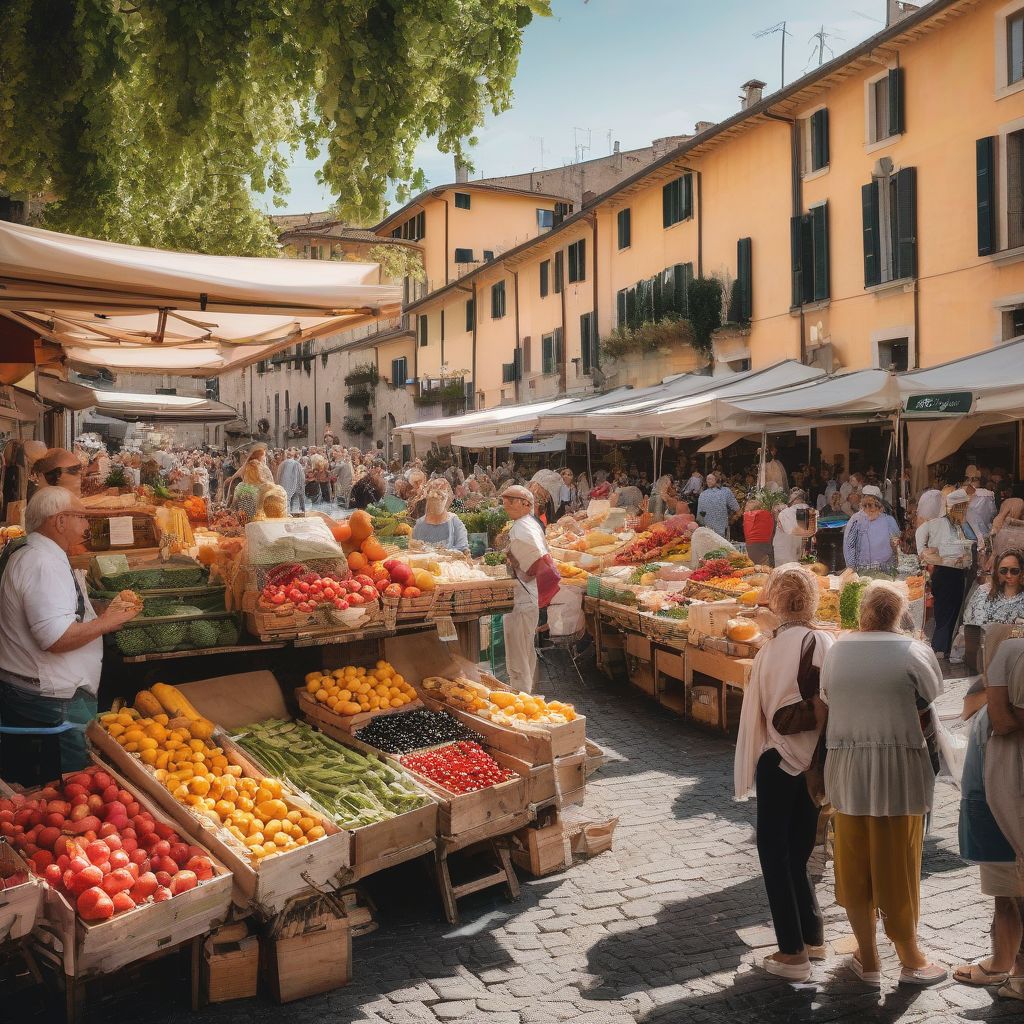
[399,0,1024,414]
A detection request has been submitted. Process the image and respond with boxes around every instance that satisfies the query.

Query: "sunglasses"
[999,566,1022,576]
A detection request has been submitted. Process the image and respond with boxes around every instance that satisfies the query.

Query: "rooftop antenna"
[754,20,793,88]
[530,136,546,170]
[572,127,592,164]
[807,25,840,69]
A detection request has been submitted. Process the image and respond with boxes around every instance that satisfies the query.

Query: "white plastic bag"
[932,708,969,786]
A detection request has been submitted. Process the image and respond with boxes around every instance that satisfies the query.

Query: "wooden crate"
[509,816,572,877]
[86,721,349,919]
[202,925,260,1004]
[490,750,555,807]
[688,683,744,729]
[553,751,586,807]
[30,754,234,980]
[264,896,351,1003]
[0,839,43,943]
[416,692,585,764]
[296,687,423,737]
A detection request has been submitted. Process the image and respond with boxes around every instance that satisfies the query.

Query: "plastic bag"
[932,709,969,786]
[950,629,966,665]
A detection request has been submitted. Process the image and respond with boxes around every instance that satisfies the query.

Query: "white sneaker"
[762,955,812,982]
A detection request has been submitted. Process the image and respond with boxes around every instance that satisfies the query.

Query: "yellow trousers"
[833,812,924,944]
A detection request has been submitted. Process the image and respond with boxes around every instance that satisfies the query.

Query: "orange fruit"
[361,537,386,562]
[348,550,368,571]
[348,509,373,543]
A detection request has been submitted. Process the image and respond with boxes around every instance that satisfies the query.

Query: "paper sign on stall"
[108,516,135,546]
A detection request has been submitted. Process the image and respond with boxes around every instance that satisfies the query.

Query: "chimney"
[613,140,620,154]
[582,190,597,207]
[886,0,919,25]
[454,156,470,184]
[694,120,715,134]
[740,79,767,110]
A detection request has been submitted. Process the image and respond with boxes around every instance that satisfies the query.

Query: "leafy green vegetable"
[658,606,690,620]
[839,580,870,629]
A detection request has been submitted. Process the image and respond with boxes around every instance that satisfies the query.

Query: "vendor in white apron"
[501,485,550,694]
[411,478,469,552]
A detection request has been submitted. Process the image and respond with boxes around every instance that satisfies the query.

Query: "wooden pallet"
[87,722,350,919]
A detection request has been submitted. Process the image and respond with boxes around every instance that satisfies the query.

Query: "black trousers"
[755,749,824,955]
[931,565,968,657]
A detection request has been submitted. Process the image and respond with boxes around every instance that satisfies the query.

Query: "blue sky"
[267,0,891,216]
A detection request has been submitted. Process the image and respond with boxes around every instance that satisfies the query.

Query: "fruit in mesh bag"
[187,620,219,648]
[216,619,239,646]
[146,622,186,650]
[116,629,152,655]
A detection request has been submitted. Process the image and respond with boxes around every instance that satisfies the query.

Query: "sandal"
[997,977,1024,1001]
[953,961,1010,987]
[848,955,882,988]
[899,962,948,986]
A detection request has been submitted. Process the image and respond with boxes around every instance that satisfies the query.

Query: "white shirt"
[967,489,997,539]
[0,534,102,698]
[680,473,704,496]
[915,515,975,568]
[764,459,788,492]
[773,503,810,564]
[506,516,549,605]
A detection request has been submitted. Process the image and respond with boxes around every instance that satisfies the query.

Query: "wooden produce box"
[297,687,423,737]
[625,632,656,697]
[509,816,572,878]
[554,751,587,807]
[688,683,744,729]
[685,644,754,689]
[490,750,555,807]
[0,839,43,943]
[264,894,351,1003]
[181,671,437,884]
[30,754,234,980]
[87,712,349,920]
[202,924,260,1004]
[245,599,381,644]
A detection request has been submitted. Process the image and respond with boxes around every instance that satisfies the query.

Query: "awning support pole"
[757,430,767,489]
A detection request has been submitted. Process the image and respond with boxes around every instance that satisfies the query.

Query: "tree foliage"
[0,0,549,252]
[686,277,723,357]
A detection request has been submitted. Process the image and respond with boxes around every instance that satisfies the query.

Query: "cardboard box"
[510,817,572,877]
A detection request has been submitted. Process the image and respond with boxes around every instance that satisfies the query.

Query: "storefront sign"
[904,391,973,416]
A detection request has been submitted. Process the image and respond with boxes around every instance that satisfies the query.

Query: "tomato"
[270,593,287,605]
[354,575,375,589]
[332,597,349,610]
[287,587,303,602]
[384,583,402,597]
[347,593,365,606]
[346,580,361,593]
[402,586,421,599]
[296,581,310,593]
[359,585,378,601]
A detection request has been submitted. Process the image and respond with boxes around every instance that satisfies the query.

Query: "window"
[454,248,474,264]
[502,361,518,384]
[1004,306,1024,340]
[877,337,910,371]
[465,298,475,331]
[978,135,998,255]
[617,208,631,249]
[790,203,830,304]
[454,192,471,209]
[537,208,554,230]
[483,250,494,262]
[393,211,425,240]
[867,68,905,144]
[1009,11,1024,86]
[616,262,692,330]
[324,401,331,424]
[580,312,598,375]
[539,260,549,298]
[554,201,572,224]
[418,315,428,347]
[861,167,916,286]
[242,401,247,422]
[554,251,564,293]
[568,239,586,283]
[803,108,830,173]
[1008,129,1024,249]
[491,280,506,319]
[256,360,267,374]
[391,357,408,385]
[541,329,563,375]
[303,405,309,427]
[662,174,693,228]
[731,237,752,323]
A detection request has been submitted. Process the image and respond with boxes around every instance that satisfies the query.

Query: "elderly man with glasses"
[31,447,84,496]
[0,488,139,783]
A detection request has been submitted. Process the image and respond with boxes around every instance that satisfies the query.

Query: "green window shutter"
[888,66,905,136]
[580,313,592,375]
[894,166,917,280]
[491,281,505,318]
[465,298,475,332]
[440,309,445,341]
[977,136,997,257]
[542,334,554,374]
[617,209,631,249]
[812,109,829,170]
[790,215,803,307]
[555,327,564,365]
[616,289,627,325]
[513,347,523,380]
[811,205,829,301]
[540,260,549,297]
[737,237,753,321]
[554,251,564,292]
[862,182,882,287]
[578,240,586,281]
[418,315,428,346]
[625,286,637,328]
[683,174,693,220]
[662,181,672,227]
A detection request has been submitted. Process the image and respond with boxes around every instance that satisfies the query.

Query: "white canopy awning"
[696,431,750,453]
[37,374,237,423]
[0,222,401,376]
[399,396,575,447]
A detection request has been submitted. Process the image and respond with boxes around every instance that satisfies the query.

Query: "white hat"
[946,487,970,508]
[861,485,883,501]
[501,484,535,507]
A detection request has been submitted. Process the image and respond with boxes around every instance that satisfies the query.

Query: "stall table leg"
[434,838,521,927]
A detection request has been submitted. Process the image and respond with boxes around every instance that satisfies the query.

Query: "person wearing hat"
[842,485,901,574]
[916,488,977,659]
[501,485,551,694]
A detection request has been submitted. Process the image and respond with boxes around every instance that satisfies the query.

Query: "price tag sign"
[108,516,135,547]
[435,615,458,643]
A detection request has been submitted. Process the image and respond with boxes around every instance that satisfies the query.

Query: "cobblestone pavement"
[61,653,1023,1023]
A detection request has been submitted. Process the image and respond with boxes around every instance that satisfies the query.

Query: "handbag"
[771,629,828,806]
[529,553,562,609]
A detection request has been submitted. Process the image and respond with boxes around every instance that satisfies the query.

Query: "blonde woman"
[735,567,834,982]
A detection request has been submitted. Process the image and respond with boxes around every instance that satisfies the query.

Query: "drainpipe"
[912,282,920,369]
[695,171,704,278]
[471,281,478,408]
[590,213,599,383]
[764,110,802,362]
[559,250,568,395]
[442,199,450,286]
[513,270,522,403]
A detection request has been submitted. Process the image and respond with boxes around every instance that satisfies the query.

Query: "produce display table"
[683,643,753,732]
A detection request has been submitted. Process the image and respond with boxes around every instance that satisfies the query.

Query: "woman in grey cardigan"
[821,581,946,987]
